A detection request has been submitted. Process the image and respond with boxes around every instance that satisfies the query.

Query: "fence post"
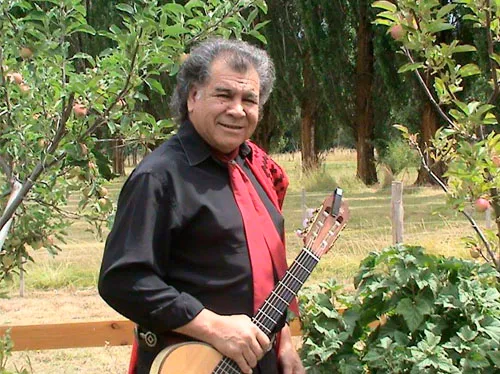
[391,181,404,244]
[301,188,306,223]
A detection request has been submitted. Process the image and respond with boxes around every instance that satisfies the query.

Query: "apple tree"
[373,0,499,271]
[0,0,269,283]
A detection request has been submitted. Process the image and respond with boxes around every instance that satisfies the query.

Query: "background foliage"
[300,245,500,373]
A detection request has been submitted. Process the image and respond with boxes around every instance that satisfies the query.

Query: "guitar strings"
[214,209,341,373]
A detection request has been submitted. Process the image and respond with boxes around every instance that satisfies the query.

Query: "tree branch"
[0,46,14,130]
[187,0,257,47]
[403,48,458,131]
[411,138,499,268]
[485,1,500,105]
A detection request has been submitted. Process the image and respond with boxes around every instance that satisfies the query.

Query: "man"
[98,38,304,374]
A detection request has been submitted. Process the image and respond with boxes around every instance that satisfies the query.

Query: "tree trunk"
[354,1,378,185]
[253,104,274,152]
[112,137,125,176]
[414,99,446,184]
[300,51,319,171]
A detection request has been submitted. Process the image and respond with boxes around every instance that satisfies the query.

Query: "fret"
[294,259,312,274]
[263,300,283,315]
[253,319,271,334]
[280,282,296,296]
[286,271,302,285]
[259,310,278,325]
[302,247,320,262]
[270,290,288,306]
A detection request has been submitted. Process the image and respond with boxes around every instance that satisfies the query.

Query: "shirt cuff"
[148,292,205,333]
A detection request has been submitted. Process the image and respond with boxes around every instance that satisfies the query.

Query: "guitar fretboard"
[211,247,321,374]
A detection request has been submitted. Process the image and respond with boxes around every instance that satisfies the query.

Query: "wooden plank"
[391,181,404,244]
[0,318,303,351]
[0,320,135,351]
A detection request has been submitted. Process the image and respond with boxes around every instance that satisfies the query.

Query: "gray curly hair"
[170,38,275,123]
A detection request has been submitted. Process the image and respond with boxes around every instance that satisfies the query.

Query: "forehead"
[206,57,260,91]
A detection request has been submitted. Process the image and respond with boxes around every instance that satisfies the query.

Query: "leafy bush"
[0,331,29,374]
[302,168,338,192]
[378,139,419,177]
[299,245,500,373]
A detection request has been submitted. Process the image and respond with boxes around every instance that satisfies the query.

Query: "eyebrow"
[214,86,259,101]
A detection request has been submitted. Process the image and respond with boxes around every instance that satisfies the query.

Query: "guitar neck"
[251,247,320,337]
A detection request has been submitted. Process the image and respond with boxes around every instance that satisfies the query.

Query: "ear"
[187,86,199,113]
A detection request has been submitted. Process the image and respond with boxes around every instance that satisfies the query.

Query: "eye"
[244,98,258,104]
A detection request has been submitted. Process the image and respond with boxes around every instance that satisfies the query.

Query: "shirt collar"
[177,120,253,166]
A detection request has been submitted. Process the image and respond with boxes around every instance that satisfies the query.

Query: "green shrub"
[302,168,338,192]
[299,244,500,373]
[379,139,420,177]
[0,331,29,374]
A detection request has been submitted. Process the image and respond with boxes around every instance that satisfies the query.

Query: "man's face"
[187,57,260,154]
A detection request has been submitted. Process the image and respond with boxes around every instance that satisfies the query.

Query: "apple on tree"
[19,47,33,59]
[475,197,491,212]
[389,24,404,40]
[73,103,88,118]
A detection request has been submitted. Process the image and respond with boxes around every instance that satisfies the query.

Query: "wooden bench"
[0,319,303,351]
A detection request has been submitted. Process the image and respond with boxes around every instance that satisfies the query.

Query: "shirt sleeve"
[98,171,204,333]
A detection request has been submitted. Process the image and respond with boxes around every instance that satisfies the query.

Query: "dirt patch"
[1,289,121,325]
[2,289,130,373]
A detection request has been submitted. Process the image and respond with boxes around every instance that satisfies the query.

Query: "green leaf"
[487,350,500,367]
[457,326,478,341]
[145,78,166,95]
[163,3,187,15]
[372,18,393,27]
[398,62,425,73]
[163,25,190,36]
[248,30,267,45]
[372,1,397,12]
[396,298,424,331]
[453,45,477,53]
[437,4,457,19]
[116,3,134,14]
[426,22,454,33]
[255,0,268,14]
[185,0,205,11]
[68,24,96,36]
[393,124,409,134]
[458,64,481,78]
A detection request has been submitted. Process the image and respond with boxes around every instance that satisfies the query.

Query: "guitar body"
[150,342,223,374]
[150,189,349,374]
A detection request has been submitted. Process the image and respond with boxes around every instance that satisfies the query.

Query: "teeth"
[221,123,242,129]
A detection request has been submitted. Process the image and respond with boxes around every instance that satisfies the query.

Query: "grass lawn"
[6,149,483,293]
[1,149,490,374]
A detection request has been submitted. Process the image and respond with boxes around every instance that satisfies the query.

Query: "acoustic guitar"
[150,188,350,374]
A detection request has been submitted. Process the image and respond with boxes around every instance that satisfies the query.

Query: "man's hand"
[277,325,305,374]
[174,309,270,374]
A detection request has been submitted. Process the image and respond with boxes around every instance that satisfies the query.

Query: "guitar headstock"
[301,188,350,258]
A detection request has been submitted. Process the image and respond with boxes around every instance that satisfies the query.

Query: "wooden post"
[486,207,492,229]
[301,188,306,223]
[391,181,404,244]
[19,258,24,297]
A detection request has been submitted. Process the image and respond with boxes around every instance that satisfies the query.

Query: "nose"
[226,100,245,118]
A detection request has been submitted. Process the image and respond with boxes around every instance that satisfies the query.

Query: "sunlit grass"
[6,149,487,292]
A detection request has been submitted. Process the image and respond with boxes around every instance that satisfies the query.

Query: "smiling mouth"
[219,123,243,130]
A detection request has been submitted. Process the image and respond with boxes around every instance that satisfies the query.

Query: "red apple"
[97,186,108,198]
[389,24,404,40]
[475,197,491,212]
[19,83,30,94]
[492,155,500,167]
[9,72,23,84]
[19,47,33,59]
[178,53,189,64]
[469,247,480,259]
[73,103,88,118]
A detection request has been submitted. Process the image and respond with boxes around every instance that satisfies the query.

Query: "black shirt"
[98,121,285,372]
